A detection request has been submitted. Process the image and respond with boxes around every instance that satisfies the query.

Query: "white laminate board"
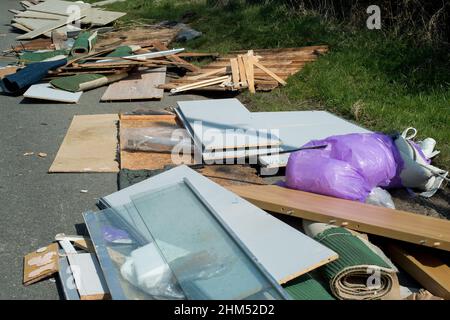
[28,0,91,16]
[253,111,371,168]
[100,165,338,284]
[177,98,281,151]
[24,83,82,103]
[66,253,109,299]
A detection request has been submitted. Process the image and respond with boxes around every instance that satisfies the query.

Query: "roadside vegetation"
[89,0,450,168]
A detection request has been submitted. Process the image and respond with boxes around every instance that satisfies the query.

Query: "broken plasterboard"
[23,243,59,285]
[24,83,82,103]
[49,114,119,173]
[101,67,166,101]
[99,165,338,284]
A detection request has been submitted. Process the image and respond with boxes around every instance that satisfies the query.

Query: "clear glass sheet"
[130,179,285,300]
[83,206,184,300]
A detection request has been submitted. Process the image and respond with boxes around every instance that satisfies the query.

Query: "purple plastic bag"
[286,133,399,202]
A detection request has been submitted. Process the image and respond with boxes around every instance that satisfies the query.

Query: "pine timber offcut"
[227,184,450,252]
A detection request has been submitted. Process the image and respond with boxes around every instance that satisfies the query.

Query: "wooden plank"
[253,60,287,86]
[101,67,166,101]
[237,55,247,85]
[15,11,63,20]
[384,243,450,299]
[243,53,255,93]
[49,114,119,173]
[230,58,240,86]
[23,243,59,285]
[16,14,85,40]
[119,114,195,170]
[152,40,200,72]
[227,184,450,252]
[187,67,227,81]
[170,76,229,93]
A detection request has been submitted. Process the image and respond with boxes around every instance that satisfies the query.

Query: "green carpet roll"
[313,227,399,300]
[283,273,335,300]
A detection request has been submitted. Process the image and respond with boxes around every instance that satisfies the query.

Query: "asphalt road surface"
[0,0,205,299]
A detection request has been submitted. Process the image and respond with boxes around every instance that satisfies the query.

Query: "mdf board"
[24,83,82,103]
[227,184,450,252]
[119,114,194,170]
[101,67,166,101]
[385,243,450,299]
[49,114,119,173]
[66,253,110,300]
[177,98,281,151]
[100,165,338,284]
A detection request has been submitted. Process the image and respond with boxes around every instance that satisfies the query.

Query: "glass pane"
[84,207,185,300]
[130,179,285,300]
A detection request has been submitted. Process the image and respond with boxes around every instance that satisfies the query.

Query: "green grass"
[93,0,450,168]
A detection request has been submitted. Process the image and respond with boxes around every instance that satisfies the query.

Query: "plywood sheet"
[119,114,194,170]
[49,114,119,173]
[24,83,82,103]
[101,67,166,101]
[227,184,450,252]
[23,243,59,285]
[100,165,338,284]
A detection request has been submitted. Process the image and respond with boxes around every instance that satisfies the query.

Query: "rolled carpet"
[70,31,98,57]
[283,273,335,300]
[2,59,67,93]
[50,73,128,92]
[303,221,400,300]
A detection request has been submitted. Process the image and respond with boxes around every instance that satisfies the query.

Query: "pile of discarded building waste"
[4,0,450,302]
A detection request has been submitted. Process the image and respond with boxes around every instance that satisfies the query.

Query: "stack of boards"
[160,46,329,93]
[175,98,369,170]
[10,0,126,40]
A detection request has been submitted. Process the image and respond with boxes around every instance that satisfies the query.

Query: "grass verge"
[91,0,450,168]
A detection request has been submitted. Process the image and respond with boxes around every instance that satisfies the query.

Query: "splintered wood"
[161,46,328,93]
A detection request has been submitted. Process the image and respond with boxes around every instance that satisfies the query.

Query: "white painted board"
[177,98,281,151]
[100,165,338,284]
[253,111,371,168]
[66,253,110,299]
[24,83,82,103]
